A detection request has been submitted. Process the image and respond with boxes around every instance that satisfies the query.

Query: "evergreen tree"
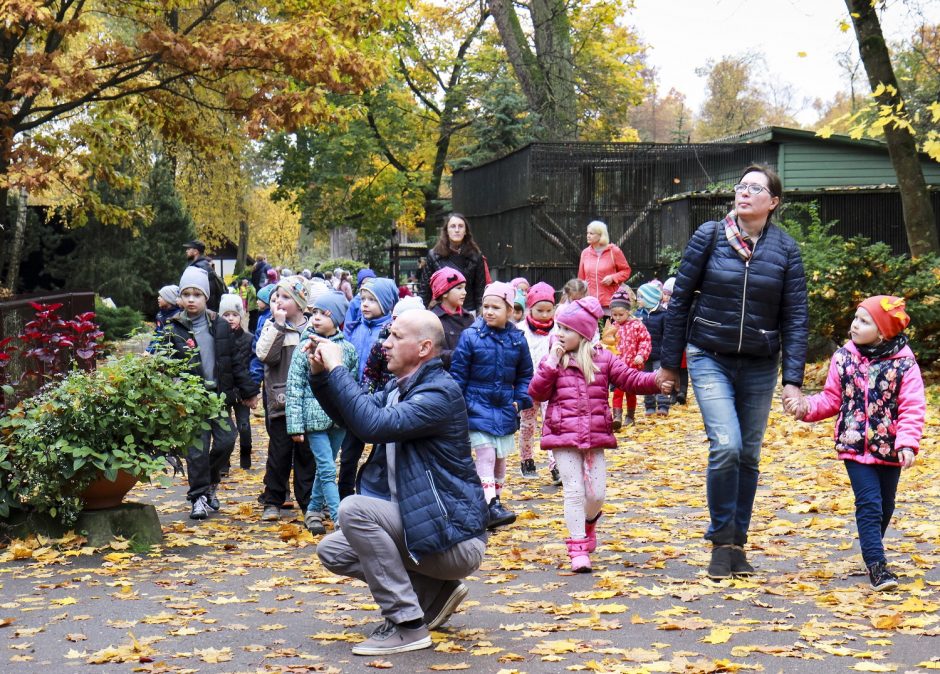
[130,158,197,316]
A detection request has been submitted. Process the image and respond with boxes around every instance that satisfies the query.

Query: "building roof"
[708,125,890,151]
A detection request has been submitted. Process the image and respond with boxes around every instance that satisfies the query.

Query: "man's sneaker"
[206,484,221,512]
[487,497,517,529]
[707,545,733,580]
[868,561,899,591]
[239,446,252,470]
[189,496,209,520]
[550,466,562,486]
[729,545,755,577]
[305,510,326,535]
[352,619,431,656]
[261,504,280,522]
[520,458,537,479]
[425,581,469,630]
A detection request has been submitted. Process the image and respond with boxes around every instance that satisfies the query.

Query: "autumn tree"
[488,0,647,141]
[694,54,768,140]
[629,85,692,143]
[843,0,938,256]
[0,0,400,292]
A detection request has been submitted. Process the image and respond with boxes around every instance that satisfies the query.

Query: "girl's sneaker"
[550,466,562,486]
[868,561,899,591]
[612,409,623,431]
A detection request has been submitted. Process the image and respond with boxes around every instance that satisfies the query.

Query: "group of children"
[150,264,925,589]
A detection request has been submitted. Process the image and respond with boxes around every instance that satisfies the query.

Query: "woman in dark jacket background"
[659,164,808,580]
[420,213,487,312]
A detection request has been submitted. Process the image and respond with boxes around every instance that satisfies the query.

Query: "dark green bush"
[779,202,940,366]
[94,299,145,342]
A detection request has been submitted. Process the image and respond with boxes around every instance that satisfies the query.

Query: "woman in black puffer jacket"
[420,213,487,313]
[660,164,808,580]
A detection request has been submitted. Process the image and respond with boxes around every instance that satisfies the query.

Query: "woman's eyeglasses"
[733,183,771,196]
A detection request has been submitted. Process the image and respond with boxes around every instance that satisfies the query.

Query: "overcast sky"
[627,0,940,125]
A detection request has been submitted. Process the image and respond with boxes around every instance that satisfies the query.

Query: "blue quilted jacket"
[450,317,533,436]
[661,220,809,386]
[310,359,488,561]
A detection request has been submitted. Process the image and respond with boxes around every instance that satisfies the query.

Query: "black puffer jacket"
[420,249,487,312]
[161,311,260,405]
[661,220,808,387]
[230,328,254,401]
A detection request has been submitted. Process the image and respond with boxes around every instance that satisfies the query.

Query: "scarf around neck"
[722,211,766,262]
[856,333,908,361]
[526,315,554,336]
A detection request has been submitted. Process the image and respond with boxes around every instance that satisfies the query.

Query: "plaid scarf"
[722,211,753,262]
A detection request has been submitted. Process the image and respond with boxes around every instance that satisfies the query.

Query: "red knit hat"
[526,282,555,308]
[430,268,466,300]
[859,295,910,339]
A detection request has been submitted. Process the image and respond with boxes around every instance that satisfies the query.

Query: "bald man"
[306,310,488,656]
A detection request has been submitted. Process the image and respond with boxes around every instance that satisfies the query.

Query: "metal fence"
[453,142,940,287]
[660,188,940,258]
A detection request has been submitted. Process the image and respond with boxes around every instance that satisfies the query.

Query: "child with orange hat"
[788,295,925,592]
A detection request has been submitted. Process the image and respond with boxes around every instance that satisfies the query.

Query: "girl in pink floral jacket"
[529,296,666,573]
[790,295,925,592]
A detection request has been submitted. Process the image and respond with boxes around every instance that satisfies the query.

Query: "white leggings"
[553,447,606,539]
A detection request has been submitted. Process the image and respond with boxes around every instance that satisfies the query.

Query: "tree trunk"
[488,0,577,140]
[4,186,28,292]
[846,0,939,257]
[236,215,249,274]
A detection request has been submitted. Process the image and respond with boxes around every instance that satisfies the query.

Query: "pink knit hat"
[482,281,515,308]
[526,282,556,308]
[430,268,466,300]
[556,296,604,340]
[510,277,530,290]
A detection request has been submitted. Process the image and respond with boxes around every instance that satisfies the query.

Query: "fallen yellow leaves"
[701,627,734,644]
[193,646,232,663]
[86,633,157,664]
[429,664,471,671]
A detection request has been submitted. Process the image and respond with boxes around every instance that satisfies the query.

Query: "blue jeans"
[687,345,779,546]
[843,460,901,568]
[308,428,346,522]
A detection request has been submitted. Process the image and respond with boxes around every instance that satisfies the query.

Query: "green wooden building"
[714,126,940,190]
[452,127,940,286]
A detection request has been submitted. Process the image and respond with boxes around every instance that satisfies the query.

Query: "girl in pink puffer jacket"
[529,296,668,572]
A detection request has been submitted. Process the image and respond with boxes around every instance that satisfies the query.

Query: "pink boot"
[584,512,602,553]
[566,538,592,573]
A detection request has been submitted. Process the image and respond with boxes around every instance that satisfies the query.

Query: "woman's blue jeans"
[843,460,900,568]
[687,345,779,546]
[308,428,346,522]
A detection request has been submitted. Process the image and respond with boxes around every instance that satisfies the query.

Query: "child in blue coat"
[451,281,534,529]
[337,277,400,499]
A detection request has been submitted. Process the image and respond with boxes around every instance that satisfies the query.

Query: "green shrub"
[0,352,224,526]
[779,202,940,366]
[94,299,145,342]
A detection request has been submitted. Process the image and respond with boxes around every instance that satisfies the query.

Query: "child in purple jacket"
[528,296,668,573]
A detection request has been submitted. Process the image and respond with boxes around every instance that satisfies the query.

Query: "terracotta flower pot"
[79,470,140,510]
